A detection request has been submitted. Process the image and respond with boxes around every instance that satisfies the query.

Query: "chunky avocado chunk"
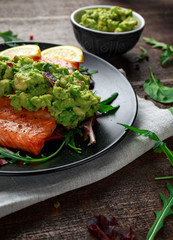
[0,56,100,128]
[79,6,138,32]
[0,79,12,97]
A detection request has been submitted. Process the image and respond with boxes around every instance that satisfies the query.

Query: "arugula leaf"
[143,37,173,65]
[119,123,173,166]
[0,141,65,164]
[99,92,120,114]
[155,176,173,180]
[98,104,119,114]
[135,46,148,62]
[146,182,173,240]
[143,37,173,50]
[160,46,173,65]
[99,92,118,105]
[0,30,23,47]
[64,128,82,153]
[168,107,173,114]
[79,65,98,78]
[0,128,83,164]
[144,68,173,103]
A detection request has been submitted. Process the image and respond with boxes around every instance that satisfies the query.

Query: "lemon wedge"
[0,45,41,58]
[41,45,84,63]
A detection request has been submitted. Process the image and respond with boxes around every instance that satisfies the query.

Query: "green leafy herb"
[0,30,23,47]
[64,128,82,153]
[143,37,173,65]
[0,141,65,164]
[144,68,173,103]
[135,46,148,62]
[98,104,120,114]
[146,182,173,240]
[168,107,173,115]
[99,92,120,114]
[43,63,54,72]
[160,46,173,65]
[79,65,98,78]
[155,176,173,180]
[118,123,173,166]
[99,92,118,105]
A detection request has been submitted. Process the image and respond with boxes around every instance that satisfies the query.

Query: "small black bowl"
[71,5,145,59]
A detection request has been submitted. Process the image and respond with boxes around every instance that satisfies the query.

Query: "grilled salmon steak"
[0,97,56,155]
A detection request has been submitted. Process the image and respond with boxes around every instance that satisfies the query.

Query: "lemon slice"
[41,45,84,63]
[0,45,41,58]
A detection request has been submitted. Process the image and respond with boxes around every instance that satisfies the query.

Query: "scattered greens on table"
[135,46,148,62]
[144,37,173,66]
[119,123,173,239]
[144,68,173,103]
[155,176,173,180]
[146,182,173,240]
[119,123,173,166]
[0,30,23,46]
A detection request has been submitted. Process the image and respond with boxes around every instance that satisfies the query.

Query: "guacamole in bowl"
[71,5,145,58]
[79,6,138,33]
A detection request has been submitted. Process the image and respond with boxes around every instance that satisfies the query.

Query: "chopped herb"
[79,65,98,78]
[118,123,173,166]
[143,37,173,66]
[43,63,54,72]
[144,68,173,103]
[146,182,173,240]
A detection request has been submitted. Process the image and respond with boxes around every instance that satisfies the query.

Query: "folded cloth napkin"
[0,96,173,218]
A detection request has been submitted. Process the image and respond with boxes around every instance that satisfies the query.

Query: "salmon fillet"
[0,97,56,155]
[40,57,79,70]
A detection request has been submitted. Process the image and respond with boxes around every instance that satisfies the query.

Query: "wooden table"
[0,0,173,239]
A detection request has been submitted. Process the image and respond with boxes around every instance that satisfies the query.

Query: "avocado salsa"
[79,6,138,32]
[0,55,100,128]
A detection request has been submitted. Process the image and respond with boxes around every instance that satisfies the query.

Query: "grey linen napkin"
[0,96,173,218]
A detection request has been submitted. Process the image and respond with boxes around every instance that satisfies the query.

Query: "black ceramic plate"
[0,42,137,175]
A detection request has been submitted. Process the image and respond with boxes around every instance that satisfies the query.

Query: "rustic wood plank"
[0,0,173,239]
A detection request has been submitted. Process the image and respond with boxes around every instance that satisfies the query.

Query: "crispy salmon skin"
[0,97,56,155]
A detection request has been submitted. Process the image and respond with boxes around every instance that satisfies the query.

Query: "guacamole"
[79,6,138,32]
[0,56,100,128]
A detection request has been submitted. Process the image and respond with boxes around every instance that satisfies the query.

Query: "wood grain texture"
[0,0,173,239]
